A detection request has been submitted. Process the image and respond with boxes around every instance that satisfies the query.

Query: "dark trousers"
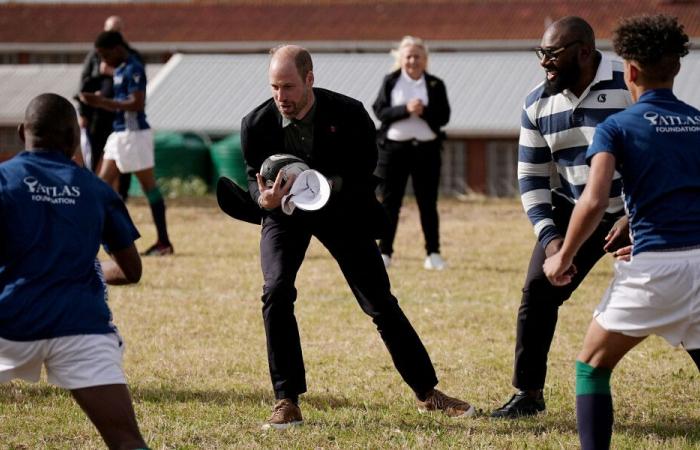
[376,139,442,256]
[260,210,438,400]
[512,194,614,390]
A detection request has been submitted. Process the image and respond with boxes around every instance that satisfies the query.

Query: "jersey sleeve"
[587,118,621,165]
[125,63,147,95]
[102,188,140,252]
[517,104,559,248]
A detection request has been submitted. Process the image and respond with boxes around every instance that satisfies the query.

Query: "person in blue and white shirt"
[492,16,634,418]
[80,30,173,257]
[0,93,148,449]
[544,15,700,449]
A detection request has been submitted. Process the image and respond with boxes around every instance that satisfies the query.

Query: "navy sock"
[576,360,613,450]
[145,188,170,245]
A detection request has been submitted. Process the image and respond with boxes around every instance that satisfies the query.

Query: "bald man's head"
[270,45,313,81]
[104,15,123,32]
[546,16,595,48]
[20,93,79,158]
[268,45,315,119]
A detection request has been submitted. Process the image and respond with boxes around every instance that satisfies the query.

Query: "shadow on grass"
[0,383,63,402]
[615,418,700,444]
[130,385,386,411]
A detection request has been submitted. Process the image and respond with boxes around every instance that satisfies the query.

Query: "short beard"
[279,85,310,119]
[543,60,580,95]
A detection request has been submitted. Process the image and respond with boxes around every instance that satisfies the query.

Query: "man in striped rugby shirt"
[492,16,633,418]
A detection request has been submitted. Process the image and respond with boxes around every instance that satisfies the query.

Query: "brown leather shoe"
[262,398,304,430]
[417,389,476,418]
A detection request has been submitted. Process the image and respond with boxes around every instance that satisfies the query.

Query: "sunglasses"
[533,40,583,61]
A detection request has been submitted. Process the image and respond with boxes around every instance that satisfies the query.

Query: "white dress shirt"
[387,70,437,142]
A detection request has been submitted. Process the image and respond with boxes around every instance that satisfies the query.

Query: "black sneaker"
[491,391,545,418]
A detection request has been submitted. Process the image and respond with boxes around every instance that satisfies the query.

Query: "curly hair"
[613,15,689,82]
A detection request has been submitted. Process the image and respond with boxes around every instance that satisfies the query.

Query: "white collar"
[400,69,425,85]
[563,51,615,102]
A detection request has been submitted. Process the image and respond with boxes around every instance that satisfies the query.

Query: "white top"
[387,70,437,142]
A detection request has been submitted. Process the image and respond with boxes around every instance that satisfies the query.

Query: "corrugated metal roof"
[145,51,700,137]
[0,64,161,126]
[3,52,699,138]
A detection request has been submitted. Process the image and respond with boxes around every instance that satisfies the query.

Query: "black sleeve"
[78,51,98,91]
[77,51,100,117]
[336,102,379,195]
[372,74,410,125]
[421,77,450,131]
[240,114,262,205]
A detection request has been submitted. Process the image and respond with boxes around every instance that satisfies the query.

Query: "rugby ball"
[260,154,309,187]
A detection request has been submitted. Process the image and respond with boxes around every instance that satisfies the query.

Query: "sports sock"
[145,187,170,245]
[688,348,700,371]
[576,360,613,450]
[118,173,132,202]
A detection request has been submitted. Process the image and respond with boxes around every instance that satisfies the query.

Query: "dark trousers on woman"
[376,139,442,256]
[513,194,615,390]
[260,209,439,400]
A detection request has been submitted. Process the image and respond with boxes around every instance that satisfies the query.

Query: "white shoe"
[381,254,392,268]
[424,253,446,270]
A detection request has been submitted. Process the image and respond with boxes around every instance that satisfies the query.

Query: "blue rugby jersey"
[587,89,700,255]
[518,53,632,248]
[0,151,140,341]
[113,54,150,132]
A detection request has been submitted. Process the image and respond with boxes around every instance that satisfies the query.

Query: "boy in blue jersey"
[543,15,700,450]
[80,31,173,256]
[0,93,148,449]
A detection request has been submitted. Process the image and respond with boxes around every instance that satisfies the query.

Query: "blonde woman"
[373,36,450,270]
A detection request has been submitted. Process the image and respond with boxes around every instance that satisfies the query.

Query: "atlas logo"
[24,176,80,205]
[644,111,700,126]
[597,94,606,103]
[23,176,39,192]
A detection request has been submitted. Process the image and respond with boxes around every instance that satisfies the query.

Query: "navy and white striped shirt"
[518,53,632,248]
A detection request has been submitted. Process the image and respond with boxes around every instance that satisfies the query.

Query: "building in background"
[1,0,699,195]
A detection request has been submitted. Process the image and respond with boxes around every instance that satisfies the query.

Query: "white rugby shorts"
[594,247,700,349]
[103,128,154,173]
[0,333,126,389]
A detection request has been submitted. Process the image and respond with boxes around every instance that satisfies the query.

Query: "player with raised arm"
[543,15,700,450]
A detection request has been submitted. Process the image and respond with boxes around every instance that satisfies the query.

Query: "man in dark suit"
[241,44,475,430]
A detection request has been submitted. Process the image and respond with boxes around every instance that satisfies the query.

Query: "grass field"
[1,196,698,449]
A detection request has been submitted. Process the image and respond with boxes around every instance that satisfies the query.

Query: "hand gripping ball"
[260,154,310,187]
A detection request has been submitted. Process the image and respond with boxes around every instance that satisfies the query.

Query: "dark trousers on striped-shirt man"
[512,193,616,390]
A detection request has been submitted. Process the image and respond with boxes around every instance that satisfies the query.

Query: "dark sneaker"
[491,391,545,418]
[262,399,303,430]
[417,389,476,418]
[141,242,174,256]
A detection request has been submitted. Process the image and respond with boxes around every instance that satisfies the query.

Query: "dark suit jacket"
[241,87,386,235]
[372,70,450,144]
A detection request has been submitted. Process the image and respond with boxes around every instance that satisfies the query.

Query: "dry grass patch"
[1,196,698,449]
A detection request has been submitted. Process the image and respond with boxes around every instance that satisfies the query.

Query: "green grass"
[1,197,698,449]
